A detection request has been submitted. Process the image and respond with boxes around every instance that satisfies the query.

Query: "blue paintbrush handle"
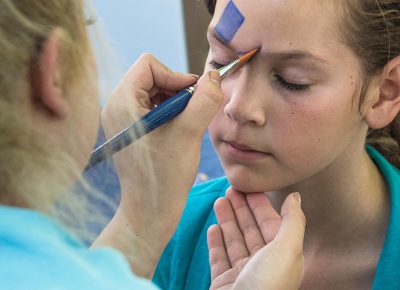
[86,86,195,170]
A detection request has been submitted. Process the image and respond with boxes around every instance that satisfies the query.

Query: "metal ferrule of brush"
[185,85,195,94]
[218,59,240,80]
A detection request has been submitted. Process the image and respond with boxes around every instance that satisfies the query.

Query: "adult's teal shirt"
[0,206,159,290]
[154,147,400,290]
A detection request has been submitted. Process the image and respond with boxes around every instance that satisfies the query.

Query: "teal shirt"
[154,147,400,290]
[0,206,159,290]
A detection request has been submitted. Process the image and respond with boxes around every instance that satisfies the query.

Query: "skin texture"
[31,27,307,288]
[207,0,369,193]
[94,55,224,278]
[208,189,305,290]
[205,0,400,289]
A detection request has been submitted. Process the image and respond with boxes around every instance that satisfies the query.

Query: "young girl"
[0,0,306,289]
[153,0,400,289]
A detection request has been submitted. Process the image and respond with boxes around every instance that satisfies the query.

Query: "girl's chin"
[227,178,269,194]
[225,171,288,194]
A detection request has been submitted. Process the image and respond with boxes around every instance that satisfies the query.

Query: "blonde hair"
[0,0,115,241]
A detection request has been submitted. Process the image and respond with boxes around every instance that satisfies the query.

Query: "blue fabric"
[154,147,400,290]
[0,206,158,290]
[369,147,400,289]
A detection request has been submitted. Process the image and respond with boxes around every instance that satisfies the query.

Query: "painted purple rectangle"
[214,0,245,43]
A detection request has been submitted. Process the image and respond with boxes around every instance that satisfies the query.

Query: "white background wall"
[92,0,188,94]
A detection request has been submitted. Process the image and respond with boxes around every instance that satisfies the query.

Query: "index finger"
[246,193,281,244]
[126,53,198,93]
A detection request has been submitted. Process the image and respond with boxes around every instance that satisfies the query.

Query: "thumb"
[275,193,306,252]
[179,70,224,134]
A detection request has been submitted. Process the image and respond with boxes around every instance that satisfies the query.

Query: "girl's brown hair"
[203,0,400,168]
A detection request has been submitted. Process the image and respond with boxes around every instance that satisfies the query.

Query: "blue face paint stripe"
[214,0,245,44]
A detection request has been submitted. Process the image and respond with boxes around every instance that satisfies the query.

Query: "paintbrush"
[86,48,259,170]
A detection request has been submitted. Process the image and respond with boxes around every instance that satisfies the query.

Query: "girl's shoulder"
[367,145,400,194]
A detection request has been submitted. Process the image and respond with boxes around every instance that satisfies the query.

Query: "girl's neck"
[266,146,390,252]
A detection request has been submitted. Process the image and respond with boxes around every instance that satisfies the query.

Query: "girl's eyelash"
[209,60,309,92]
[209,60,225,69]
[274,75,309,92]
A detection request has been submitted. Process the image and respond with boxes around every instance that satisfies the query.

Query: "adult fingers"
[226,188,265,255]
[177,70,224,136]
[207,225,231,281]
[127,53,198,93]
[275,193,306,253]
[214,197,250,268]
[115,54,198,112]
[246,193,281,244]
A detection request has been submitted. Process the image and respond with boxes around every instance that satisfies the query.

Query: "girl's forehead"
[209,0,342,56]
[214,0,245,44]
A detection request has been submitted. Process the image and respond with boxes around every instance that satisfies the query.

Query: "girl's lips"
[228,141,257,151]
[222,141,272,161]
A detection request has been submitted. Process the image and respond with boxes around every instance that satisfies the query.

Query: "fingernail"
[293,192,301,206]
[189,73,200,79]
[209,69,221,86]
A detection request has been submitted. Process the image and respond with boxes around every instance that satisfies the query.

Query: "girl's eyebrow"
[208,29,327,65]
[208,27,235,49]
[267,51,328,65]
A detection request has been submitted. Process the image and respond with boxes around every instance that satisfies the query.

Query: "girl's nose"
[223,76,266,126]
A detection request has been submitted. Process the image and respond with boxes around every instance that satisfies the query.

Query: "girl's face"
[206,0,370,192]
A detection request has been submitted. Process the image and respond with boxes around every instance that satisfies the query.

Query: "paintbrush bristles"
[238,48,259,69]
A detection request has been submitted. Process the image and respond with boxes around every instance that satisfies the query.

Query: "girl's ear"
[365,56,400,129]
[30,28,69,119]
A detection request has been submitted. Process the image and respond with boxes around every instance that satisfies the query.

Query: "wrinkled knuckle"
[209,253,226,266]
[224,238,241,250]
[260,216,281,230]
[248,244,264,254]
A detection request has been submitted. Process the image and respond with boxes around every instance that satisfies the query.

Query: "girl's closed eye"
[209,60,227,70]
[210,58,310,93]
[273,74,310,92]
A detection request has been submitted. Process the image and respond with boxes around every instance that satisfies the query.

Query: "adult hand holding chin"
[208,188,306,290]
[94,53,224,278]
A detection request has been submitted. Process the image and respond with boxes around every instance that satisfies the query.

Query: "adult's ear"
[31,28,69,119]
[365,56,400,129]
